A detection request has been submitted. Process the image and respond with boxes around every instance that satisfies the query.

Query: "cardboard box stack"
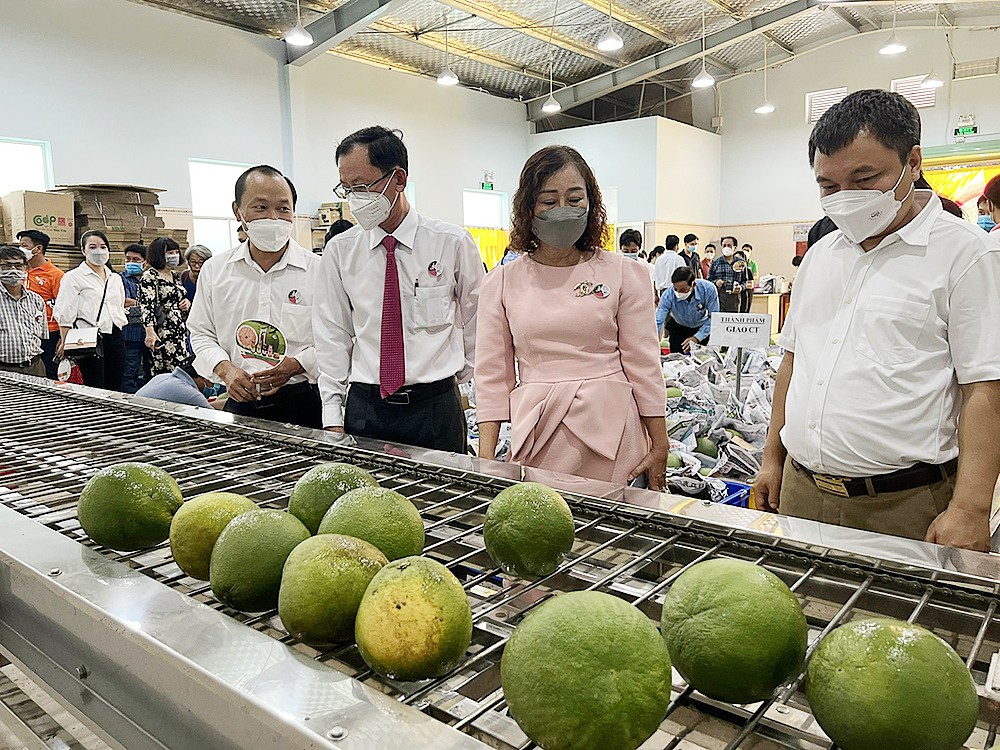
[1,190,76,250]
[51,184,189,271]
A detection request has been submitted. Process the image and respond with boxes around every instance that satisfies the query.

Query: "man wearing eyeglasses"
[0,246,48,377]
[314,126,484,453]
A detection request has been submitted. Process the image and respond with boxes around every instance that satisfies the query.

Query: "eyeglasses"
[333,170,395,200]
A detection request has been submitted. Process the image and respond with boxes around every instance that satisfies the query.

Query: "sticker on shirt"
[574,280,610,299]
[287,289,301,304]
[236,320,287,367]
[427,261,442,279]
[732,260,747,274]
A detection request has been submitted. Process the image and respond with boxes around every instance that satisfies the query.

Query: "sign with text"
[711,313,773,350]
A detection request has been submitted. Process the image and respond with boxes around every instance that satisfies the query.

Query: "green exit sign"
[481,182,494,191]
[954,125,978,137]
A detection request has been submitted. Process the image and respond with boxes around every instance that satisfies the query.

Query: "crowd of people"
[2,90,1000,552]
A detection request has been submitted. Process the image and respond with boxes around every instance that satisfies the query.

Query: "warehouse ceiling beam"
[527,0,824,121]
[434,0,623,68]
[700,0,796,55]
[826,6,867,32]
[370,19,566,85]
[286,0,409,65]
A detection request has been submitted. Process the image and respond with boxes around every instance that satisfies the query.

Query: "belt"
[1,355,40,369]
[790,457,958,498]
[351,377,456,406]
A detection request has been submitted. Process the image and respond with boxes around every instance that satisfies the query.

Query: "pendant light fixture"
[596,0,624,53]
[437,13,460,85]
[920,11,945,88]
[754,43,774,114]
[541,0,562,114]
[691,5,715,89]
[284,0,313,47]
[878,0,907,56]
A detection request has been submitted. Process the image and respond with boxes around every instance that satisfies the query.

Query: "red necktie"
[379,236,405,399]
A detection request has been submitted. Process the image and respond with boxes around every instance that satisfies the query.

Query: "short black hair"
[16,230,50,251]
[619,228,642,249]
[335,126,409,173]
[665,234,680,251]
[124,243,147,260]
[721,235,738,246]
[0,245,27,265]
[791,255,804,267]
[324,219,355,244]
[808,89,920,167]
[705,243,717,250]
[180,357,201,381]
[742,243,752,250]
[671,266,695,284]
[683,233,698,244]
[234,165,298,207]
[80,230,110,250]
[147,236,179,271]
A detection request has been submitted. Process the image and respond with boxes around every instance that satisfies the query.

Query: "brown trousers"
[780,455,954,541]
[0,356,46,378]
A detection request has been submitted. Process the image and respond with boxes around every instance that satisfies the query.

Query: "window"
[806,87,848,124]
[189,159,253,250]
[463,189,508,229]
[891,75,936,109]
[0,138,51,197]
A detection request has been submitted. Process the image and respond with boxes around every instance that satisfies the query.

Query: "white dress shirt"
[53,263,128,333]
[653,251,685,292]
[187,239,318,384]
[778,192,1000,477]
[314,208,484,428]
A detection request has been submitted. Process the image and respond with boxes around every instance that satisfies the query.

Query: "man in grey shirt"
[136,360,216,409]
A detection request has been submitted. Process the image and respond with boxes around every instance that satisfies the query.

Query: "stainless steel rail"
[1,374,999,750]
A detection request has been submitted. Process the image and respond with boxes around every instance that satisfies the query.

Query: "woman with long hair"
[475,146,668,488]
[138,236,191,375]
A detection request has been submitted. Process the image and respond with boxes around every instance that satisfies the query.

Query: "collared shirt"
[679,248,703,279]
[778,192,1000,477]
[136,366,211,408]
[53,263,128,334]
[187,239,318,385]
[653,251,685,292]
[27,259,64,332]
[120,271,145,343]
[655,279,720,339]
[0,284,47,364]
[314,208,484,428]
[708,254,751,291]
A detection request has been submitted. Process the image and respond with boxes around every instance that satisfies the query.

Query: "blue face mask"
[978,214,996,232]
[125,262,143,276]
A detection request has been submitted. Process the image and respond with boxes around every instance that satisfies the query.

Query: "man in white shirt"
[652,234,685,306]
[755,90,1000,551]
[314,126,483,452]
[187,165,322,428]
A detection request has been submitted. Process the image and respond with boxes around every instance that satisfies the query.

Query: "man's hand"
[715,279,725,288]
[682,336,700,353]
[251,357,304,397]
[55,336,65,360]
[216,362,258,403]
[925,504,991,552]
[753,458,783,512]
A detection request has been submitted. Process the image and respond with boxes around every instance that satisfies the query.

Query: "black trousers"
[345,380,467,454]
[740,289,754,314]
[40,336,59,379]
[719,291,741,313]
[664,318,708,355]
[224,381,323,428]
[75,327,125,391]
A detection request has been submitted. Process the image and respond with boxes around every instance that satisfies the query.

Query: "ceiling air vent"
[891,75,936,109]
[954,57,999,80]
[805,86,848,124]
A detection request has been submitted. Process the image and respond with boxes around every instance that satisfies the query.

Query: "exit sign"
[481,182,494,191]
[954,125,978,137]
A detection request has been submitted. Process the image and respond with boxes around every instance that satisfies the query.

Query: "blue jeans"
[122,341,150,394]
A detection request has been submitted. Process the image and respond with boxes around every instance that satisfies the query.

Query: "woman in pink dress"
[475,146,669,489]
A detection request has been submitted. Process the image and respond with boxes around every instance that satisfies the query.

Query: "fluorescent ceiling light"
[541,94,562,114]
[437,67,459,86]
[285,21,313,47]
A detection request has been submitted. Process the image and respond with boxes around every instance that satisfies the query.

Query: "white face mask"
[165,252,181,266]
[819,165,912,244]
[674,289,692,301]
[722,246,734,257]
[86,249,110,266]
[241,217,294,253]
[0,269,27,286]
[348,171,400,231]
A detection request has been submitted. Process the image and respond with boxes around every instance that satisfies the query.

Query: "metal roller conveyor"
[1,372,1000,750]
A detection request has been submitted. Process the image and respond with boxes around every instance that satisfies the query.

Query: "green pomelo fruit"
[169,492,257,580]
[667,453,683,469]
[660,558,807,704]
[318,486,424,561]
[288,463,378,534]
[805,617,978,750]
[210,509,310,612]
[78,462,183,551]
[666,387,683,398]
[694,437,719,458]
[355,556,472,681]
[483,482,575,578]
[501,591,673,750]
[278,534,388,645]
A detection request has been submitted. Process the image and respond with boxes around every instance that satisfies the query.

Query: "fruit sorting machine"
[2,372,1000,750]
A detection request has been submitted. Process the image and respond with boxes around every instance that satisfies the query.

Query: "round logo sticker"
[428,261,442,278]
[732,260,747,273]
[236,320,287,367]
[591,284,610,299]
[287,289,300,304]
